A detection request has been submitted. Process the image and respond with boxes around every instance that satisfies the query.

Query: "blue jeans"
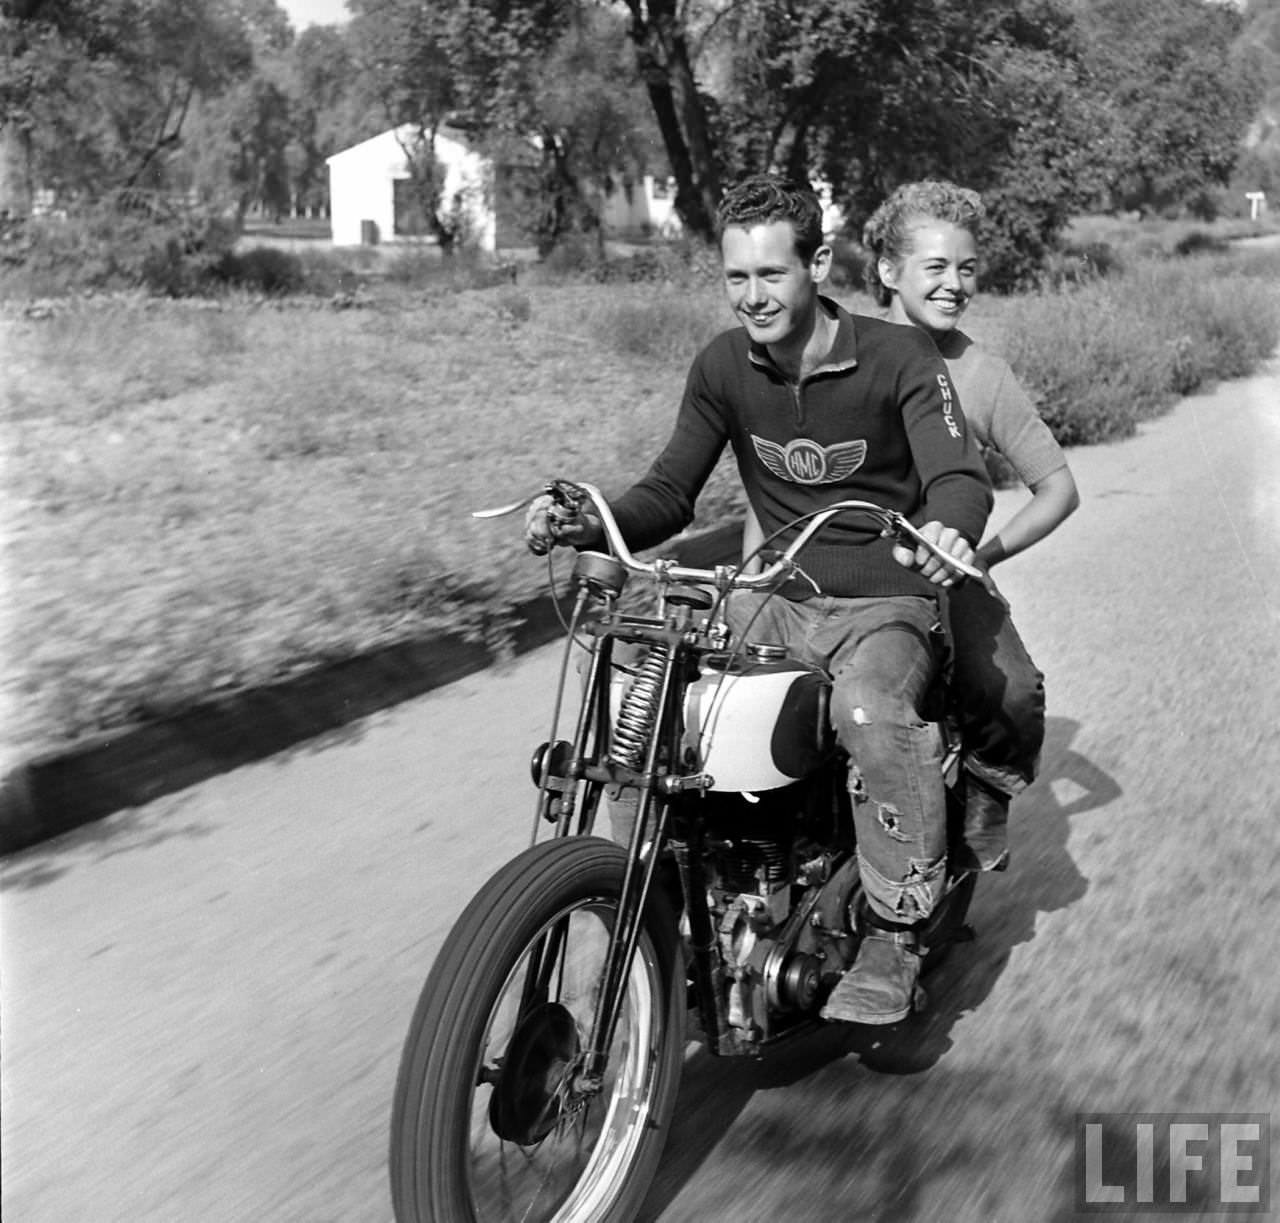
[944,578,1045,797]
[727,592,948,925]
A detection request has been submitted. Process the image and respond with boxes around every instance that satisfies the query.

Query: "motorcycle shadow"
[639,714,1115,1217]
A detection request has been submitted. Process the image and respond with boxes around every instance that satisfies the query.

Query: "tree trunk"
[535,127,598,258]
[624,0,720,243]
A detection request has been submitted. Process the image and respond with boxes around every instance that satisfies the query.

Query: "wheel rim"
[463,895,663,1223]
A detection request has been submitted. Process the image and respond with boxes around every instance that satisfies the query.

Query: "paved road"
[4,360,1279,1222]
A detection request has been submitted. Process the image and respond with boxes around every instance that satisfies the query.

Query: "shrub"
[1172,230,1230,258]
[1004,283,1175,444]
[291,248,364,296]
[1121,258,1280,397]
[0,194,238,298]
[1004,252,1280,444]
[1039,241,1123,288]
[532,236,607,282]
[213,247,306,295]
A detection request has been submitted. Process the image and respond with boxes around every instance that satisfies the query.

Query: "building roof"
[326,124,540,168]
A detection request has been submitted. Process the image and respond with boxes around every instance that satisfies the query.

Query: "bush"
[0,194,238,299]
[1005,286,1173,444]
[1171,230,1230,258]
[1039,241,1123,289]
[1124,258,1280,396]
[1004,252,1280,444]
[213,247,306,295]
[532,235,607,282]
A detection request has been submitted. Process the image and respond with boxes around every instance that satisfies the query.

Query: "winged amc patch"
[752,435,868,485]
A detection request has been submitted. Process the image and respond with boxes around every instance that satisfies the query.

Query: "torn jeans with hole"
[727,591,948,924]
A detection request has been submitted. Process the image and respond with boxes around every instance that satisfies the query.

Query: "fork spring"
[611,643,670,771]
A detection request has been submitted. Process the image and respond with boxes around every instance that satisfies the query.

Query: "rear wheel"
[390,837,684,1223]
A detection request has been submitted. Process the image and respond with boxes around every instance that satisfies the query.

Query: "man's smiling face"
[721,220,825,352]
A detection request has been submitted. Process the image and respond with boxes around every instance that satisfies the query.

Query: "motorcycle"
[389,480,986,1223]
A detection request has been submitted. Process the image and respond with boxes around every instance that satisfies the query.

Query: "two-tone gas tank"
[611,642,833,793]
[682,644,833,791]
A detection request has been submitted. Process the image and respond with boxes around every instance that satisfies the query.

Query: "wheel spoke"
[465,903,657,1221]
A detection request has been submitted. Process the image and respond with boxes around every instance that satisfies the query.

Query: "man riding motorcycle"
[526,173,992,1025]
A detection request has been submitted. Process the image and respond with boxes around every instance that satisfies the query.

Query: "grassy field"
[3,233,1279,766]
[0,277,744,765]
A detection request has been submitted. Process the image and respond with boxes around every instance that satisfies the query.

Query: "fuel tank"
[681,646,833,792]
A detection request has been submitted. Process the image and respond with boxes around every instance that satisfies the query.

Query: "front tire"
[390,837,684,1223]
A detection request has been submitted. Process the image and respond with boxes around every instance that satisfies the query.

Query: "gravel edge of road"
[0,525,742,855]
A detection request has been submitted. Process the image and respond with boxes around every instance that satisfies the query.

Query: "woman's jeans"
[728,592,948,925]
[944,577,1046,798]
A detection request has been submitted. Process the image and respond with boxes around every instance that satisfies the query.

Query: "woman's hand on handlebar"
[891,521,977,587]
[524,493,603,556]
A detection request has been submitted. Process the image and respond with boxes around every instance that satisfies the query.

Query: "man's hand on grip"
[524,493,601,555]
[891,520,976,587]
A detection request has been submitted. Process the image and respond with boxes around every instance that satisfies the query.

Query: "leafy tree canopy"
[1074,0,1260,214]
[701,0,1114,286]
[0,0,273,198]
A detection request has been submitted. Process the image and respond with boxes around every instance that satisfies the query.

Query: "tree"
[521,5,665,253]
[618,0,721,241]
[344,0,670,255]
[0,0,261,210]
[285,24,359,215]
[701,0,1115,287]
[1076,0,1260,215]
[345,0,573,251]
[1228,0,1280,205]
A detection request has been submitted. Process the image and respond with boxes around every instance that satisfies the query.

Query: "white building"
[326,125,679,250]
[326,127,493,248]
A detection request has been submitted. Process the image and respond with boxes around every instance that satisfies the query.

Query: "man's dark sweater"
[611,298,993,598]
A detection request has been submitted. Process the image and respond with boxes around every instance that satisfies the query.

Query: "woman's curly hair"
[861,180,984,307]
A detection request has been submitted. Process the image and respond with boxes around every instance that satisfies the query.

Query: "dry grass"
[0,281,752,762]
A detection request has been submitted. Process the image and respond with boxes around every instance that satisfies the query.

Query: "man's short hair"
[716,174,826,262]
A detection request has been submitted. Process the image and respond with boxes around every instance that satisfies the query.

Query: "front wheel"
[390,836,684,1223]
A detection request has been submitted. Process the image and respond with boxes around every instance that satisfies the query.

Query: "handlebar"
[582,482,983,586]
[474,480,984,588]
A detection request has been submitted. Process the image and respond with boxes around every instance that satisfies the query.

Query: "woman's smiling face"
[880,219,978,338]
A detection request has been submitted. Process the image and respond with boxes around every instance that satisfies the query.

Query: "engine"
[689,781,861,1050]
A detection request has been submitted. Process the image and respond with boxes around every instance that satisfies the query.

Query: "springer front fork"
[530,615,692,1083]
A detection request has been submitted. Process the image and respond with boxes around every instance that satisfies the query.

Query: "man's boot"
[958,776,1010,872]
[820,916,923,1025]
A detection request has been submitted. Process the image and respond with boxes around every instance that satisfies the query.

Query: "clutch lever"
[472,479,588,520]
[472,495,536,519]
